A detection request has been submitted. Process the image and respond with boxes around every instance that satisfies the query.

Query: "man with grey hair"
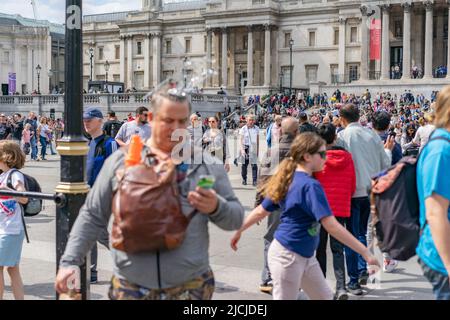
[257,117,298,294]
[55,82,244,300]
[187,113,204,152]
[239,114,260,186]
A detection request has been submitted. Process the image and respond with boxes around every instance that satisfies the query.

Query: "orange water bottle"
[125,135,143,167]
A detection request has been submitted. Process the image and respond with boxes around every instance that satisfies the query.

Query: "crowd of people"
[0,83,449,301]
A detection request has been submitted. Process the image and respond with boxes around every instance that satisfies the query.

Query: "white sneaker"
[383,259,398,273]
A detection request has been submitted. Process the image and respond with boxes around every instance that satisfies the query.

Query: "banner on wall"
[8,72,16,95]
[370,18,381,61]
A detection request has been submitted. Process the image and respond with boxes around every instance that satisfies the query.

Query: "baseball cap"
[83,107,103,120]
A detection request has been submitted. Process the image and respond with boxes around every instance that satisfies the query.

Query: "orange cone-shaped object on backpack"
[125,135,143,167]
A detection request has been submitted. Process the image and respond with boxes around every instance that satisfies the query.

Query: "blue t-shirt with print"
[262,171,333,258]
[416,128,450,276]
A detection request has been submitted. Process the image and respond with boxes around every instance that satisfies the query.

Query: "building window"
[394,20,403,38]
[309,31,316,47]
[243,35,248,50]
[185,38,191,53]
[330,64,339,83]
[98,47,104,60]
[334,29,339,45]
[165,40,172,54]
[3,51,10,63]
[252,0,265,4]
[204,36,207,52]
[348,64,359,82]
[137,41,142,55]
[163,70,174,80]
[305,65,318,83]
[284,32,291,48]
[350,27,358,43]
[115,46,120,59]
[281,66,291,87]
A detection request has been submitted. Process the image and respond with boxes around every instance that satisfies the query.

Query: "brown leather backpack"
[111,149,194,254]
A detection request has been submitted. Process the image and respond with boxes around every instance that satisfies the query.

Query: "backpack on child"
[6,169,43,243]
[7,169,43,217]
[370,134,450,261]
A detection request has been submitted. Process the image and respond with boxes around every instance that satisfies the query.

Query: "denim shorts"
[418,258,450,300]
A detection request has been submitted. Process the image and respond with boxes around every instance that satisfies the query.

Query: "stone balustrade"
[0,93,243,119]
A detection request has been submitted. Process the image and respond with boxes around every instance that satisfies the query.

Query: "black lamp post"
[104,60,110,92]
[237,64,242,95]
[86,47,94,82]
[36,64,42,94]
[289,39,294,96]
[279,70,284,93]
[182,56,189,88]
[56,0,90,300]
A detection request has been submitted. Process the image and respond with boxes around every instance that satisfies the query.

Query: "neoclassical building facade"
[82,0,450,96]
[0,13,65,95]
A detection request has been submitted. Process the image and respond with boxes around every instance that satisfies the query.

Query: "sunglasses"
[315,151,327,160]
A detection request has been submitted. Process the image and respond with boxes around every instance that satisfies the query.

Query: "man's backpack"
[108,121,123,139]
[7,169,43,217]
[111,148,196,254]
[371,135,450,261]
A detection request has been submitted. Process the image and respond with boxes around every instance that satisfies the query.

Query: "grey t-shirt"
[115,121,151,144]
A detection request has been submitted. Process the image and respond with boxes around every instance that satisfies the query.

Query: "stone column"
[360,6,369,81]
[120,36,126,83]
[152,32,162,88]
[144,34,151,90]
[402,2,412,79]
[221,27,228,88]
[338,18,347,79]
[436,11,445,68]
[206,28,213,86]
[13,39,21,93]
[424,1,434,79]
[27,45,33,93]
[381,5,391,80]
[127,35,133,89]
[447,2,450,79]
[247,25,254,87]
[264,24,271,87]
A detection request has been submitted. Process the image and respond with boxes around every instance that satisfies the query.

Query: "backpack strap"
[94,135,110,158]
[6,169,30,243]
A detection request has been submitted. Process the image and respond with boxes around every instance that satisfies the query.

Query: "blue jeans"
[419,258,450,300]
[345,197,370,284]
[40,136,47,159]
[30,136,38,160]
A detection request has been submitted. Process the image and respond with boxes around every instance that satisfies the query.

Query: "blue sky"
[0,0,143,23]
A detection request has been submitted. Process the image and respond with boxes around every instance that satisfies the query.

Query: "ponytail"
[260,157,297,204]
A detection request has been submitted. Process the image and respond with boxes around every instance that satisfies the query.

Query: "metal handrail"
[0,190,66,207]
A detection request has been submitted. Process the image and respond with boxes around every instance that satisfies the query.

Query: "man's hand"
[55,267,77,295]
[188,187,219,215]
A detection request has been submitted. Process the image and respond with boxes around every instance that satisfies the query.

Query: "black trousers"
[316,217,348,290]
[241,146,258,183]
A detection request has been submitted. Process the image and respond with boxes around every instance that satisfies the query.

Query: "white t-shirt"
[239,125,259,147]
[413,124,436,152]
[0,170,25,235]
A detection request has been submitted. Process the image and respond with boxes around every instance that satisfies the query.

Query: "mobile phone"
[197,175,215,190]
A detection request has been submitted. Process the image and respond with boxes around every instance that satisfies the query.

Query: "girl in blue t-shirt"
[0,141,29,300]
[231,132,379,300]
[416,86,450,300]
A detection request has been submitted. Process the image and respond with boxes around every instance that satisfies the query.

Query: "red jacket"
[314,147,356,218]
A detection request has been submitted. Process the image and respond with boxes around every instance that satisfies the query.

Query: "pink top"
[22,130,31,143]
